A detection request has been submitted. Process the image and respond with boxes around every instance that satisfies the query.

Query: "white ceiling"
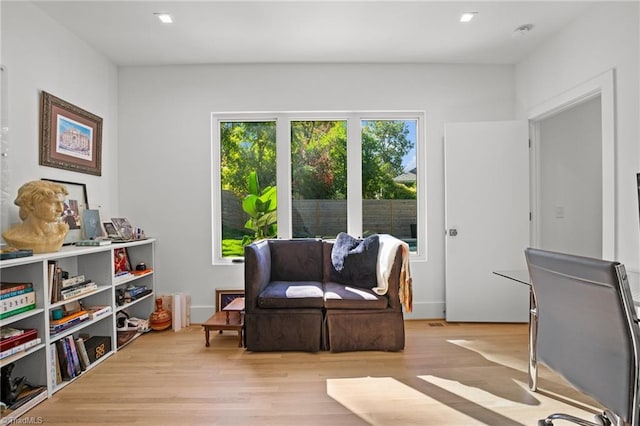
[32,1,600,66]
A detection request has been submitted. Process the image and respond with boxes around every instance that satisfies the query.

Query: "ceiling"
[32,1,600,67]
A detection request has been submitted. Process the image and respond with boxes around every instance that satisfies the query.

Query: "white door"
[444,121,530,322]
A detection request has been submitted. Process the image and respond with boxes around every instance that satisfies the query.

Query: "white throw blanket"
[373,234,413,312]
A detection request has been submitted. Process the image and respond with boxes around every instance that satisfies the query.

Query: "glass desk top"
[494,269,640,305]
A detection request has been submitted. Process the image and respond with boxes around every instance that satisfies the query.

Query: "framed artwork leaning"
[41,178,88,245]
[113,247,131,275]
[40,91,103,176]
[215,289,244,312]
[111,218,134,240]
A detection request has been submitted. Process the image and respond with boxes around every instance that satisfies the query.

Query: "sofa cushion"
[269,239,323,282]
[323,282,388,310]
[258,280,325,309]
[328,234,379,289]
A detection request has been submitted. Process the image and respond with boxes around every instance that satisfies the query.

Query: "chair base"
[538,411,614,426]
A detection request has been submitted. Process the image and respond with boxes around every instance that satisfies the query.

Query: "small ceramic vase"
[149,298,171,331]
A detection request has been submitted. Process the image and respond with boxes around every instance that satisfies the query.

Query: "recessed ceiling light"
[460,12,477,23]
[154,13,173,24]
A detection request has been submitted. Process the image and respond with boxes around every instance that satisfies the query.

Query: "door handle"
[448,228,458,237]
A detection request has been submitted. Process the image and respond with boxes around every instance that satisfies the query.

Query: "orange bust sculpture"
[2,180,70,253]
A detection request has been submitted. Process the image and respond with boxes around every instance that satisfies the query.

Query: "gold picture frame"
[40,91,103,176]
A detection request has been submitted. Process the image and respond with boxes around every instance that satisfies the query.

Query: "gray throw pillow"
[330,233,380,288]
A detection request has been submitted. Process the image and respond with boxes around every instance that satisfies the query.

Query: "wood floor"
[23,320,600,425]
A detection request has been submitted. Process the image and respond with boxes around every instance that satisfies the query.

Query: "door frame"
[528,69,615,260]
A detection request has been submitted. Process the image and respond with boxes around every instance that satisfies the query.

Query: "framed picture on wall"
[41,178,88,245]
[40,91,103,176]
[215,289,244,312]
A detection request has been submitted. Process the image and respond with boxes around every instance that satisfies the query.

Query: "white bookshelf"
[0,239,155,421]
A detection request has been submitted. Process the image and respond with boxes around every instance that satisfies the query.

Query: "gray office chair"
[525,248,640,426]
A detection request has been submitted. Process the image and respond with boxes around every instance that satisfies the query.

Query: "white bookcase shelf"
[0,239,156,421]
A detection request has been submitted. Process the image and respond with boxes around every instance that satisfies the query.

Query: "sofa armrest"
[244,240,272,313]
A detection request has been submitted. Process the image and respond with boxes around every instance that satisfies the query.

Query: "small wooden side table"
[202,297,244,347]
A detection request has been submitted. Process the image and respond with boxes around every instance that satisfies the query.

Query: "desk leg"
[204,327,211,347]
[528,290,538,391]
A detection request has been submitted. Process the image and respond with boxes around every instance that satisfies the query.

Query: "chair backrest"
[525,248,640,424]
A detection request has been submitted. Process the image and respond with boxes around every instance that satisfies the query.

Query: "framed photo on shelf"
[82,209,103,240]
[215,289,244,312]
[111,217,134,240]
[41,178,88,245]
[39,91,103,176]
[113,247,131,274]
[103,221,120,239]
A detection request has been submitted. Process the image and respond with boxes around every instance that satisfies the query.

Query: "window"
[212,112,424,263]
[361,119,417,251]
[291,120,347,238]
[217,120,277,258]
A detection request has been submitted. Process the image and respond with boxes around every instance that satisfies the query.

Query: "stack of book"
[49,310,89,336]
[48,266,98,303]
[124,284,152,303]
[0,327,41,360]
[0,282,36,320]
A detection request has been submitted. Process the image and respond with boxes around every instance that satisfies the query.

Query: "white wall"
[117,63,516,322]
[516,2,640,270]
[0,2,119,233]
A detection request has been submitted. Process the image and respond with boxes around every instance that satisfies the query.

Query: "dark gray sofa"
[244,237,405,352]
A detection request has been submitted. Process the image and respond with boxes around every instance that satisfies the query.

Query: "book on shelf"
[0,326,27,339]
[0,337,42,360]
[113,271,134,282]
[75,337,91,370]
[129,288,152,301]
[61,274,86,289]
[50,344,62,387]
[75,239,112,246]
[48,263,64,303]
[0,282,34,298]
[55,340,73,380]
[0,328,38,351]
[0,291,36,320]
[65,335,83,375]
[124,284,148,297]
[47,261,55,304]
[131,268,153,276]
[50,310,88,326]
[0,247,33,260]
[85,305,112,320]
[1,289,35,309]
[50,312,90,335]
[60,282,98,300]
[124,285,151,303]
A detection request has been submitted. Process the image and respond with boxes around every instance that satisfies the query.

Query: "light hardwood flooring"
[23,320,601,425]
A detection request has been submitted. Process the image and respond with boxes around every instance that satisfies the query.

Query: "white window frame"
[211,111,427,265]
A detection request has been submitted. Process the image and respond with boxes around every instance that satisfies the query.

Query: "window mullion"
[346,114,363,237]
[277,117,292,239]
